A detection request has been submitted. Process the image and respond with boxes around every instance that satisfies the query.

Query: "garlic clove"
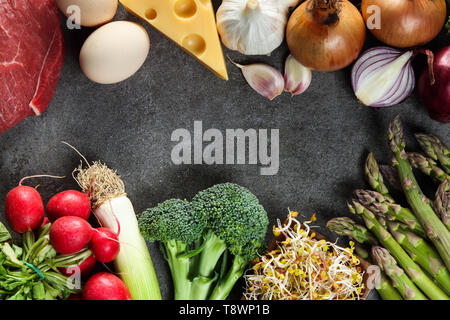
[232,61,284,100]
[284,54,312,96]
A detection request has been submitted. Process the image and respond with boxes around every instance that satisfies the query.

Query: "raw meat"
[0,0,64,135]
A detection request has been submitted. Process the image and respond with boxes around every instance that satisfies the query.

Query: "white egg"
[80,21,150,84]
[55,0,118,27]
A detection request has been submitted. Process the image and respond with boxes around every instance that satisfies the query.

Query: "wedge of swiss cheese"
[120,0,228,80]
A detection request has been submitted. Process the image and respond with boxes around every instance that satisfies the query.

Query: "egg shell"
[55,0,118,27]
[79,21,150,84]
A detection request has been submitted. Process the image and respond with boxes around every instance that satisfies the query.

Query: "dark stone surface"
[0,2,448,300]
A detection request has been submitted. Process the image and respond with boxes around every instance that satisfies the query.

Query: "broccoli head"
[191,183,269,300]
[139,199,206,245]
[192,183,268,261]
[138,184,269,300]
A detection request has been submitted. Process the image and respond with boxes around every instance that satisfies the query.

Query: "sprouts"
[244,211,365,300]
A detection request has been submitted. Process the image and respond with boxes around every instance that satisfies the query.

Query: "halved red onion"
[351,46,416,108]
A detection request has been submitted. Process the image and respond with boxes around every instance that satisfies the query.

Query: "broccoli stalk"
[188,232,227,300]
[138,199,207,300]
[138,183,269,300]
[160,240,191,299]
[194,232,227,279]
[209,254,248,300]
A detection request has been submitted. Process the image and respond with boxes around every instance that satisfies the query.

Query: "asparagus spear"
[374,269,403,300]
[348,200,449,300]
[326,218,402,300]
[435,179,450,231]
[326,217,378,245]
[408,152,449,183]
[354,189,426,237]
[388,116,450,271]
[415,133,450,175]
[365,153,393,199]
[372,246,426,300]
[387,221,450,295]
[354,243,369,260]
[379,164,403,191]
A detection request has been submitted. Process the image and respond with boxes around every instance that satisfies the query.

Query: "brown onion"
[361,0,447,48]
[286,0,366,72]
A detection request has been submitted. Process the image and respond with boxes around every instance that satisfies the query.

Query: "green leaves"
[0,224,86,300]
[0,222,11,243]
[1,243,23,267]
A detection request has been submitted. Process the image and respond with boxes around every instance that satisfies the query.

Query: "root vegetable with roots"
[63,142,161,300]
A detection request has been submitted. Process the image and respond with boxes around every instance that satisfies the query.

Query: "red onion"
[418,46,450,123]
[351,47,415,108]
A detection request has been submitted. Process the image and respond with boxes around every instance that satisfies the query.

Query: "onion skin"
[361,0,447,48]
[286,0,366,72]
[418,46,450,123]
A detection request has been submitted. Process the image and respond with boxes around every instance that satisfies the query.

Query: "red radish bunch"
[50,218,121,264]
[45,188,120,262]
[4,177,127,299]
[83,272,131,300]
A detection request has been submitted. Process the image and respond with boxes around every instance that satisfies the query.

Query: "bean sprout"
[244,211,365,300]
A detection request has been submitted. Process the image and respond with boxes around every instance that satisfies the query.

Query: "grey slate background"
[0,2,449,300]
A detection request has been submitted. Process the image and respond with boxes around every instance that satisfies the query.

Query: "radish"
[46,190,91,221]
[82,272,132,300]
[60,253,96,277]
[5,175,64,233]
[50,216,93,254]
[90,227,120,263]
[5,185,44,233]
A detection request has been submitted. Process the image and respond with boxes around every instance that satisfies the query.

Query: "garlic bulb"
[216,0,291,55]
[231,60,284,100]
[282,0,301,7]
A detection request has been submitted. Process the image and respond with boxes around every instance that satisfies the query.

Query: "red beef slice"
[0,0,64,135]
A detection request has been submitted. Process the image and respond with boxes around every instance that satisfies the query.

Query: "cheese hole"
[145,8,157,20]
[182,34,206,56]
[174,0,197,18]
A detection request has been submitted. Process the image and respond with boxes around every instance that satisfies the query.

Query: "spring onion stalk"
[74,161,161,300]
